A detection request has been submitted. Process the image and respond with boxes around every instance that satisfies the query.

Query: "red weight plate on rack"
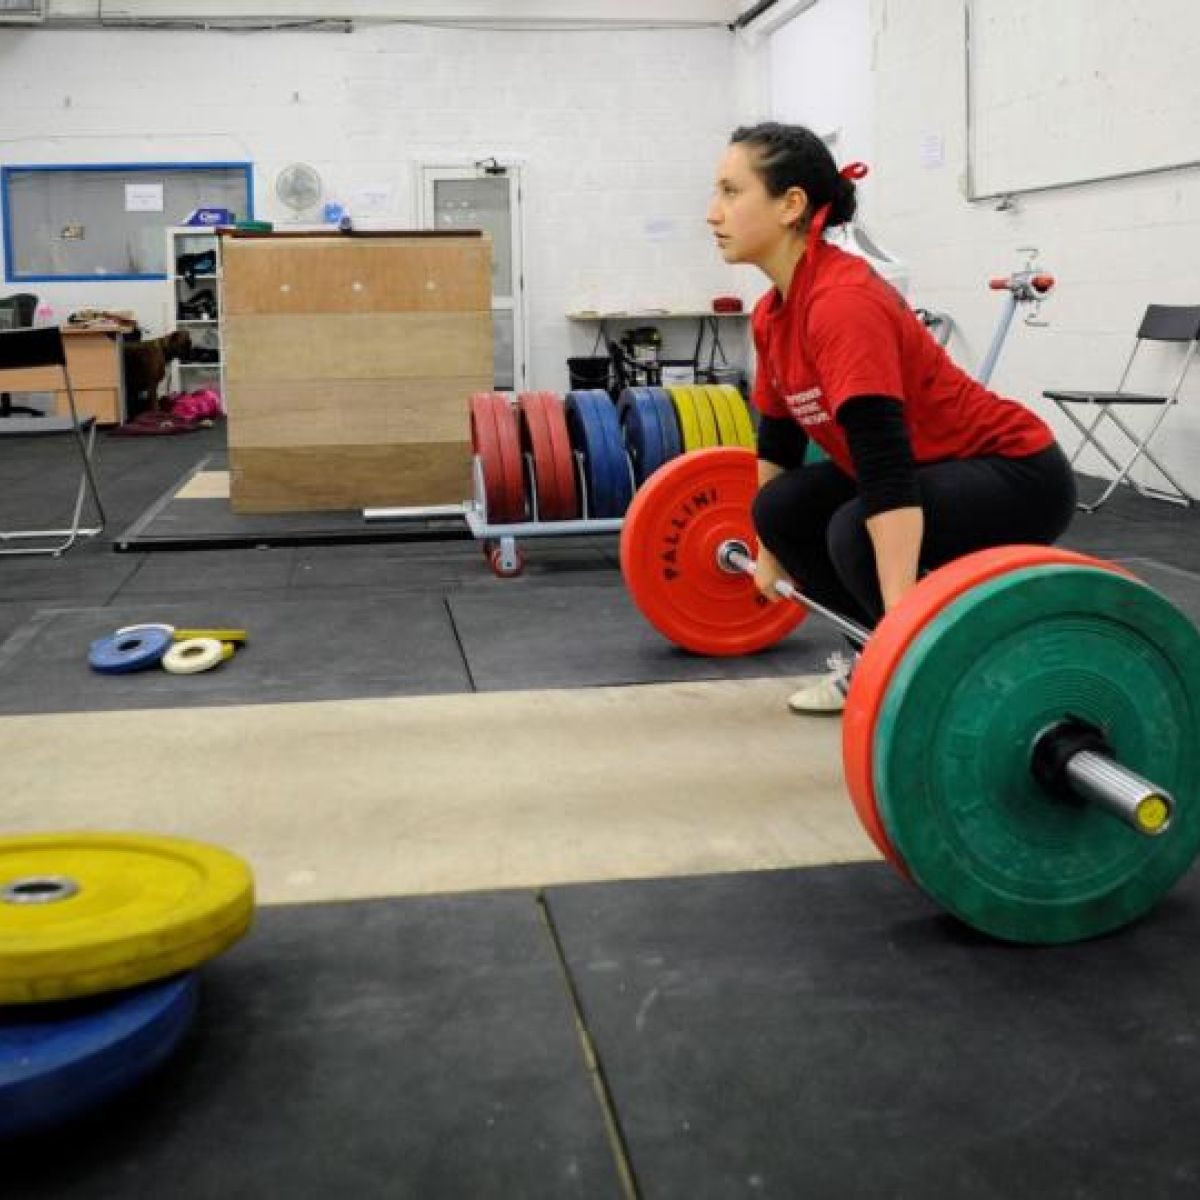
[538,391,581,520]
[488,393,527,523]
[620,447,806,656]
[517,392,563,520]
[469,392,512,523]
[843,545,1131,873]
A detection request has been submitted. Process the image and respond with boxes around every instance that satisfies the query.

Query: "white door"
[418,164,527,392]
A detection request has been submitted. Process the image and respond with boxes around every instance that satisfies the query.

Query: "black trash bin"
[567,355,612,393]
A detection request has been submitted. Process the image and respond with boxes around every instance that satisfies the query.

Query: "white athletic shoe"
[786,651,855,716]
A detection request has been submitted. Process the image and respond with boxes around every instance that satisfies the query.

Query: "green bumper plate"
[874,565,1200,944]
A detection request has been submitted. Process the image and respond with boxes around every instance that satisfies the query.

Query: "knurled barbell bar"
[620,447,1200,943]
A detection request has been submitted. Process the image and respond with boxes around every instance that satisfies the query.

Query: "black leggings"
[751,444,1078,630]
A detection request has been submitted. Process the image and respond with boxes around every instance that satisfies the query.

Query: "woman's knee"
[751,464,852,547]
[750,473,794,551]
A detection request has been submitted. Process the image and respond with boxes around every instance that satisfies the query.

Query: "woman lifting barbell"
[706,122,1077,714]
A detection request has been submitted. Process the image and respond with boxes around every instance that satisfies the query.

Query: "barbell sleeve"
[718,539,1173,838]
[1063,751,1173,837]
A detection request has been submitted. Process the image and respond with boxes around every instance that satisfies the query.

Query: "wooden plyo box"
[221,232,492,513]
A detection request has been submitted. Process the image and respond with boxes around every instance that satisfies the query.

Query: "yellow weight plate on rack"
[717,384,756,449]
[686,385,721,448]
[702,385,742,448]
[665,385,704,452]
[0,832,255,1004]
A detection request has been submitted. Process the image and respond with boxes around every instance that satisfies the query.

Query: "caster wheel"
[489,547,525,578]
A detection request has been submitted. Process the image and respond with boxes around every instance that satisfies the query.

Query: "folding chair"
[0,326,106,556]
[1044,304,1200,512]
[0,293,41,416]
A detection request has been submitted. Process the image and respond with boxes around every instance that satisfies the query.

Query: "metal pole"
[977,290,1018,386]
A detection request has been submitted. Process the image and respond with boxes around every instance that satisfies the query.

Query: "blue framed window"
[2,162,253,283]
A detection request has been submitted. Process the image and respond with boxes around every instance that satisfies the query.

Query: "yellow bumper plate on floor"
[0,832,255,1004]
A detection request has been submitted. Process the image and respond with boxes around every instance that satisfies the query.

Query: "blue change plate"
[0,973,198,1140]
[88,628,173,675]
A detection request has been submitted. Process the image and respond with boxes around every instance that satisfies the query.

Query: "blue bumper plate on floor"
[0,973,198,1140]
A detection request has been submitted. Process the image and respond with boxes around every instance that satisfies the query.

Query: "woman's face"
[707,142,807,266]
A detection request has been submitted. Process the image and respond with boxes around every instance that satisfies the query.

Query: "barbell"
[619,447,1200,944]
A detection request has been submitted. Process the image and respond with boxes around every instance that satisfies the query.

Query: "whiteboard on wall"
[967,0,1200,199]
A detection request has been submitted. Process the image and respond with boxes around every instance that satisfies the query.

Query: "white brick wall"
[1,22,750,391]
[864,0,1200,496]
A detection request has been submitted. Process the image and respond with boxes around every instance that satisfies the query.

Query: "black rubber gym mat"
[448,583,845,692]
[290,538,617,593]
[4,893,622,1198]
[545,862,1200,1199]
[0,592,471,714]
[117,546,295,596]
[113,453,475,552]
[1115,557,1200,626]
[0,554,140,603]
[1061,508,1200,575]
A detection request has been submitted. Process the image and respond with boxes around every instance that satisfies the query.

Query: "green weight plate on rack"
[874,565,1200,944]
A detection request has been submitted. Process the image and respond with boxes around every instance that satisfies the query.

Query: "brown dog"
[123,330,192,417]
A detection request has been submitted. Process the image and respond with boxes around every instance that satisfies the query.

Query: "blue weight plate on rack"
[598,392,634,515]
[565,390,618,518]
[0,973,198,1141]
[617,388,666,487]
[646,386,684,463]
[87,627,173,675]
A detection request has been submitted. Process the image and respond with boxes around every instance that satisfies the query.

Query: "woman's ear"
[779,185,809,231]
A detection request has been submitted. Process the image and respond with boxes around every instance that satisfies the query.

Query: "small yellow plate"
[174,628,248,645]
[0,832,255,1004]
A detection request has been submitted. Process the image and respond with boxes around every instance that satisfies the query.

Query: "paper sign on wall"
[125,183,164,212]
[350,185,396,215]
[919,132,945,169]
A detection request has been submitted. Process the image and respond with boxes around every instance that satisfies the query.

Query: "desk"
[0,325,126,425]
[566,309,749,380]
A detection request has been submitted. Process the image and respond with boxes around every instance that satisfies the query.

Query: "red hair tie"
[806,163,870,249]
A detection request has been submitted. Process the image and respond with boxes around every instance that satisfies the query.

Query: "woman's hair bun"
[827,173,858,228]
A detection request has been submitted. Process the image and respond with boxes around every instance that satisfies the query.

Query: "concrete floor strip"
[1,678,876,904]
